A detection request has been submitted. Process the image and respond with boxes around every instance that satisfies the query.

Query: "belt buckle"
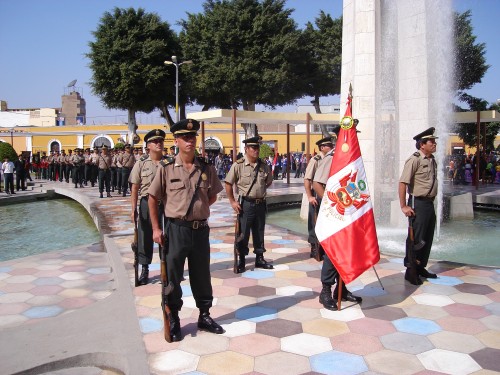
[255,199,261,204]
[192,221,199,230]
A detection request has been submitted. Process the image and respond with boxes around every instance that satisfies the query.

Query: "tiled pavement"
[1,179,500,374]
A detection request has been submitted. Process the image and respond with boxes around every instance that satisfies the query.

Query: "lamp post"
[164,56,193,122]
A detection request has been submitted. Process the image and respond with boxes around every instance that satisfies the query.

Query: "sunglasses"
[148,139,164,144]
[248,145,260,149]
[177,134,197,141]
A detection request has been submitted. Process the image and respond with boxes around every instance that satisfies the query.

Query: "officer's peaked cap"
[170,119,200,135]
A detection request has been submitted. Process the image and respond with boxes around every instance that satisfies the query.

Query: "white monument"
[340,0,454,225]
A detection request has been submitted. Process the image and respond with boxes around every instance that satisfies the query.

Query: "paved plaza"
[0,179,499,375]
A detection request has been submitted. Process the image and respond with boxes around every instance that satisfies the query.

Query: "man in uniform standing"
[97,145,112,198]
[225,136,274,273]
[71,148,85,188]
[399,127,439,285]
[313,130,363,309]
[120,144,136,197]
[65,149,73,183]
[129,129,165,286]
[304,136,335,259]
[90,148,100,187]
[58,150,67,182]
[148,119,224,342]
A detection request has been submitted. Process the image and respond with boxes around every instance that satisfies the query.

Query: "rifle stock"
[131,213,139,287]
[160,233,173,342]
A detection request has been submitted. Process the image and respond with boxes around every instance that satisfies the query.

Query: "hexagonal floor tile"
[239,285,276,298]
[235,306,278,322]
[310,350,368,375]
[254,351,311,375]
[256,318,302,338]
[380,331,434,354]
[331,332,384,356]
[392,317,442,335]
[281,333,332,356]
[149,350,199,374]
[197,351,254,375]
[428,331,485,353]
[418,349,481,374]
[362,305,407,321]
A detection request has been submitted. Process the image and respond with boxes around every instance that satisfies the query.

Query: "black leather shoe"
[138,265,149,286]
[169,311,182,342]
[418,268,437,279]
[255,255,273,269]
[334,291,362,303]
[198,312,224,334]
[237,256,246,273]
[99,193,103,198]
[319,284,337,310]
[405,268,423,285]
[107,193,112,198]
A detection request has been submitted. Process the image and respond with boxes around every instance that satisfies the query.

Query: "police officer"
[129,129,165,285]
[97,145,112,198]
[90,148,99,187]
[313,127,362,309]
[58,150,66,182]
[225,136,274,273]
[119,144,136,197]
[399,127,439,285]
[65,149,73,182]
[304,136,335,259]
[83,148,92,185]
[148,119,224,342]
[71,148,85,188]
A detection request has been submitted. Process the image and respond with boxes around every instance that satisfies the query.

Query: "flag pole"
[337,278,343,311]
[372,266,385,290]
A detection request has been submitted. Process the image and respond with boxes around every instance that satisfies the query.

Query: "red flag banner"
[315,94,380,284]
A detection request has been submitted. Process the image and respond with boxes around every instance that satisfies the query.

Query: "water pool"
[0,198,101,262]
[267,207,500,267]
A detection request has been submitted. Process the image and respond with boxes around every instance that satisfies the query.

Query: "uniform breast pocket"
[168,180,186,191]
[241,171,252,185]
[142,169,154,183]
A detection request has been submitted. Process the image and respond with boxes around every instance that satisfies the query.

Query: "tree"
[302,12,342,114]
[454,10,490,96]
[0,142,17,163]
[259,143,273,160]
[453,94,500,150]
[179,0,309,111]
[87,8,179,141]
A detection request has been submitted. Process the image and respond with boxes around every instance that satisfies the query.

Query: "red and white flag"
[315,92,380,284]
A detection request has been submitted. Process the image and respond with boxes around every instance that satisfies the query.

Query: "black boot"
[198,310,224,334]
[334,288,363,303]
[405,267,423,285]
[99,193,103,198]
[138,265,149,285]
[169,311,182,342]
[319,284,337,310]
[107,192,112,198]
[237,255,246,273]
[418,267,437,279]
[255,254,273,269]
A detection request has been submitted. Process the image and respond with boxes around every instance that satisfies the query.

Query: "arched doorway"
[91,135,113,149]
[204,137,222,164]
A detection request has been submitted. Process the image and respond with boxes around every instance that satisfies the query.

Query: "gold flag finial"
[348,83,353,99]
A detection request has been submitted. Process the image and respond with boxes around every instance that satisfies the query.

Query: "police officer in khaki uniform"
[58,150,66,182]
[304,136,335,259]
[90,148,99,187]
[313,128,362,309]
[120,144,136,197]
[129,129,165,285]
[148,119,224,342]
[399,127,438,285]
[225,136,274,273]
[97,145,113,198]
[70,148,85,188]
[65,149,73,182]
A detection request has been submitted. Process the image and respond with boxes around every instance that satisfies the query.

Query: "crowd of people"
[446,151,500,185]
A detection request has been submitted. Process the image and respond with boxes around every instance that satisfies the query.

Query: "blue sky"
[0,0,498,124]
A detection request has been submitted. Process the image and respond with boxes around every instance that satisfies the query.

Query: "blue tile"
[87,267,110,275]
[351,285,387,297]
[271,239,294,244]
[34,277,63,286]
[427,275,463,286]
[0,266,13,273]
[23,305,63,318]
[389,258,405,264]
[242,270,274,280]
[393,317,441,335]
[485,302,500,315]
[149,263,160,271]
[235,306,278,322]
[210,252,232,259]
[181,284,193,296]
[209,239,224,244]
[139,317,163,333]
[310,351,368,375]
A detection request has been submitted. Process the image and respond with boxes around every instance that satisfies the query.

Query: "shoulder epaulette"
[160,159,173,167]
[313,154,321,161]
[197,156,207,164]
[236,158,244,164]
[413,152,420,157]
[140,154,149,161]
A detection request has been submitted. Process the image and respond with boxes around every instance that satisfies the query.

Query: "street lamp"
[164,56,193,122]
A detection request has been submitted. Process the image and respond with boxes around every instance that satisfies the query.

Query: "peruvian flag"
[315,92,380,284]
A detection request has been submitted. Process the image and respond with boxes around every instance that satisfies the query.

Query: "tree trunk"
[128,109,137,145]
[311,95,334,138]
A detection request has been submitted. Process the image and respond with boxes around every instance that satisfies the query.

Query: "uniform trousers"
[138,197,163,265]
[59,164,66,182]
[405,198,436,268]
[121,167,132,193]
[98,169,111,193]
[72,165,84,186]
[307,195,319,245]
[116,167,123,190]
[321,254,348,295]
[4,173,14,193]
[165,220,213,312]
[91,165,98,184]
[84,164,92,183]
[110,167,117,189]
[48,164,55,180]
[237,199,267,256]
[65,164,72,182]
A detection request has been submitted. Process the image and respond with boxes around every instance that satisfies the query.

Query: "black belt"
[243,197,266,205]
[169,218,208,230]
[414,196,435,202]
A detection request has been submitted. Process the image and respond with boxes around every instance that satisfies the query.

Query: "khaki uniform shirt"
[65,154,72,164]
[70,154,83,166]
[313,150,334,185]
[149,155,223,221]
[97,154,112,170]
[58,155,66,164]
[111,154,117,168]
[303,154,323,181]
[224,156,272,199]
[120,152,136,168]
[399,150,437,198]
[91,153,99,165]
[129,156,160,198]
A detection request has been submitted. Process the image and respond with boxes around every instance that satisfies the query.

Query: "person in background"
[2,157,15,195]
[14,154,26,191]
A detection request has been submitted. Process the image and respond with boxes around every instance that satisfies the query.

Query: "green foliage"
[454,10,490,94]
[179,0,309,110]
[259,143,273,159]
[115,142,125,150]
[0,142,17,162]
[87,7,179,115]
[303,12,343,113]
